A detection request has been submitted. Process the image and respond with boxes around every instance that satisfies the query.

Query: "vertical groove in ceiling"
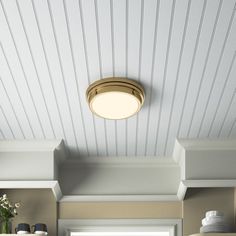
[94,0,102,80]
[145,0,160,156]
[92,0,107,156]
[155,0,176,156]
[0,43,35,138]
[16,0,56,139]
[0,106,15,138]
[228,116,236,137]
[126,0,139,156]
[135,0,144,156]
[115,0,126,156]
[93,0,109,157]
[0,1,46,139]
[107,0,116,157]
[218,90,236,137]
[110,0,115,77]
[110,0,119,157]
[47,0,80,155]
[125,0,129,156]
[197,1,236,137]
[208,52,236,137]
[31,0,67,141]
[0,78,25,138]
[177,0,207,139]
[0,0,235,157]
[78,0,98,156]
[0,127,5,139]
[187,0,223,138]
[163,0,191,156]
[62,0,89,155]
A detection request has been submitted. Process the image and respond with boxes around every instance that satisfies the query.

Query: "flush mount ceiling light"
[86,77,145,120]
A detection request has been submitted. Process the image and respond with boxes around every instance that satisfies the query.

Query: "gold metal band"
[86,77,145,106]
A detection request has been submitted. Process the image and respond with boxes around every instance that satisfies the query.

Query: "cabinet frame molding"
[58,219,182,236]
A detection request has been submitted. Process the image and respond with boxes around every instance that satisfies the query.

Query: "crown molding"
[0,139,64,152]
[1,139,236,202]
[60,194,179,202]
[177,181,187,201]
[176,179,236,200]
[182,179,236,188]
[0,180,62,201]
[61,157,177,168]
[176,138,236,151]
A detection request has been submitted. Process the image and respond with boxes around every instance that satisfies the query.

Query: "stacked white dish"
[200,211,231,233]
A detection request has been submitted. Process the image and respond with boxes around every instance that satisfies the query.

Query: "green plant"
[0,194,20,220]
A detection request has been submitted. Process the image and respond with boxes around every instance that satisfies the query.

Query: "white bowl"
[202,217,225,226]
[206,211,224,218]
[200,225,230,233]
[34,231,48,235]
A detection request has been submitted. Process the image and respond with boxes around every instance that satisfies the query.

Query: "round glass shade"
[86,78,145,120]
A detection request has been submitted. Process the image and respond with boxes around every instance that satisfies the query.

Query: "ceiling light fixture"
[86,77,145,120]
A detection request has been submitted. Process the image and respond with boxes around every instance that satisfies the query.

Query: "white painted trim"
[58,219,182,236]
[1,139,236,202]
[51,181,63,201]
[0,139,63,152]
[0,180,62,201]
[172,140,185,164]
[176,179,236,200]
[0,180,58,188]
[177,182,187,201]
[60,195,179,202]
[61,157,177,168]
[182,179,236,188]
[176,139,236,151]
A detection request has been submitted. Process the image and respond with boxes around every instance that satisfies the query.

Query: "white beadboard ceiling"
[0,0,235,157]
